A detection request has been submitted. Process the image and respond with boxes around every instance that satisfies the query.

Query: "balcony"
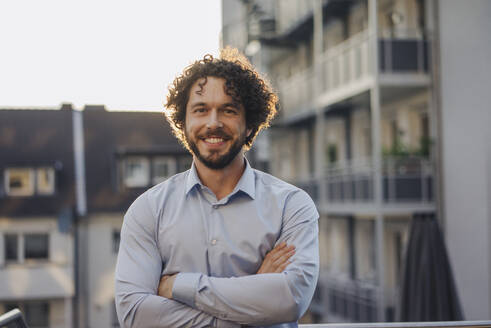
[0,263,74,299]
[277,29,430,121]
[277,67,315,121]
[320,274,380,323]
[293,156,435,215]
[276,0,314,36]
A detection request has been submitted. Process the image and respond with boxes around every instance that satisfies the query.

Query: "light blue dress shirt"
[115,159,319,328]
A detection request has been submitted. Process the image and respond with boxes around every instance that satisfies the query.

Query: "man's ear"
[246,128,252,138]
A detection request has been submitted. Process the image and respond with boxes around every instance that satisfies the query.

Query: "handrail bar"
[0,308,29,327]
[300,321,491,328]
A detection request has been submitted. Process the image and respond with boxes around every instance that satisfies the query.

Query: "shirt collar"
[184,157,256,200]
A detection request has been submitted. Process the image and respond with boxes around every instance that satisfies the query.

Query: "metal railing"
[323,275,380,323]
[276,0,314,34]
[276,28,430,119]
[278,67,315,118]
[320,30,371,94]
[0,308,29,328]
[300,322,491,328]
[293,156,434,205]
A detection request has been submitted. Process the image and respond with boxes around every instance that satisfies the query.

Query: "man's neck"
[194,154,246,201]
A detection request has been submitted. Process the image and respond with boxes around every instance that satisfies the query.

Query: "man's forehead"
[188,76,236,102]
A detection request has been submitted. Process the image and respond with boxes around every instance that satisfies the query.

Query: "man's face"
[184,76,251,170]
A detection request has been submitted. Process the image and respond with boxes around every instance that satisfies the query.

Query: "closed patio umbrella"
[399,213,463,321]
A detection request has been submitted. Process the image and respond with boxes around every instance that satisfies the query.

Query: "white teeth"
[205,138,224,144]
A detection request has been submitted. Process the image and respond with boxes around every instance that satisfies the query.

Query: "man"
[115,48,319,328]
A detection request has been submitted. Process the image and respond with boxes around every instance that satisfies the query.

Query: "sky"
[0,0,222,111]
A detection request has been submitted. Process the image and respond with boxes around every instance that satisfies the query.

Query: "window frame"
[152,156,177,185]
[3,232,50,264]
[36,167,56,195]
[4,168,35,196]
[123,156,150,188]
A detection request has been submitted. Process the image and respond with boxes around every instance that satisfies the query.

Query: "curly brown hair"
[164,47,278,152]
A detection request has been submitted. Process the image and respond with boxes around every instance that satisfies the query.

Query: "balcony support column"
[369,0,386,322]
[313,0,329,316]
[313,0,326,207]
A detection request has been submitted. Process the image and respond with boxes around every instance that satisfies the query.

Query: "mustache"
[199,129,231,139]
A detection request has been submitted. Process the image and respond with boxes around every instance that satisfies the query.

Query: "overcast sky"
[0,0,222,111]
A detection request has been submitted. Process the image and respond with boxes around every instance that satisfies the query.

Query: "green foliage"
[383,135,432,158]
[326,143,338,164]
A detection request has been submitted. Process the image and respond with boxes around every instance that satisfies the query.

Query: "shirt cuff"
[172,272,201,308]
[216,319,241,328]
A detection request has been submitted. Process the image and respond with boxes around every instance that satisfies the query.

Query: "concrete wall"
[439,0,491,319]
[87,214,123,328]
[0,217,74,300]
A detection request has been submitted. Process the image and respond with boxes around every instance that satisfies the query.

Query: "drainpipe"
[369,0,386,322]
[72,108,88,328]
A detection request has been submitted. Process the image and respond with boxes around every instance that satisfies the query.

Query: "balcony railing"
[293,156,434,206]
[322,275,380,323]
[276,29,430,120]
[278,67,315,118]
[320,30,371,95]
[276,0,314,35]
[300,322,491,328]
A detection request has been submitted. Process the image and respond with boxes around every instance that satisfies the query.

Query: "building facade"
[221,0,491,322]
[0,105,192,327]
[0,107,76,328]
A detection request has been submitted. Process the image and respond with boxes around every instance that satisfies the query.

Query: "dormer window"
[36,167,55,195]
[5,168,35,196]
[152,157,176,184]
[4,167,56,196]
[121,156,178,188]
[123,157,150,188]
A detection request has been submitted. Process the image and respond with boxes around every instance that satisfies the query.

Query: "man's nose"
[206,109,223,128]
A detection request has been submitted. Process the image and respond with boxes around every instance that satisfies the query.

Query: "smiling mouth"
[204,137,225,144]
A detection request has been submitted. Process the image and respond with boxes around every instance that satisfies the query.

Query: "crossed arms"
[115,191,319,327]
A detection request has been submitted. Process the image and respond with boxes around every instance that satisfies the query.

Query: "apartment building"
[0,105,192,327]
[0,107,76,328]
[76,105,191,328]
[222,0,491,322]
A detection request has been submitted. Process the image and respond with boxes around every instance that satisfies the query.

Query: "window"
[5,168,35,196]
[4,301,49,328]
[3,233,49,263]
[177,156,193,173]
[24,234,49,260]
[123,157,150,188]
[152,157,176,184]
[36,167,55,195]
[4,167,56,196]
[4,234,18,261]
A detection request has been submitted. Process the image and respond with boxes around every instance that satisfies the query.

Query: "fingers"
[257,242,295,274]
[276,260,292,273]
[273,246,295,267]
[270,243,295,263]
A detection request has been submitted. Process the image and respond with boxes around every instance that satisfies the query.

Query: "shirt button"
[211,239,217,245]
[212,205,218,209]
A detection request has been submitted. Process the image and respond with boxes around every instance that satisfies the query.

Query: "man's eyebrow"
[190,102,206,108]
[222,102,242,108]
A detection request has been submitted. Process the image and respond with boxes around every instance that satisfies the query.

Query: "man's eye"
[225,108,238,114]
[195,108,206,113]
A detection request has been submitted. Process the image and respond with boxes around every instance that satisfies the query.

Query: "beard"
[185,128,246,170]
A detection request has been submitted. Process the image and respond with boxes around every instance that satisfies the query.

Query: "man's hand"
[257,242,295,274]
[158,274,177,299]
